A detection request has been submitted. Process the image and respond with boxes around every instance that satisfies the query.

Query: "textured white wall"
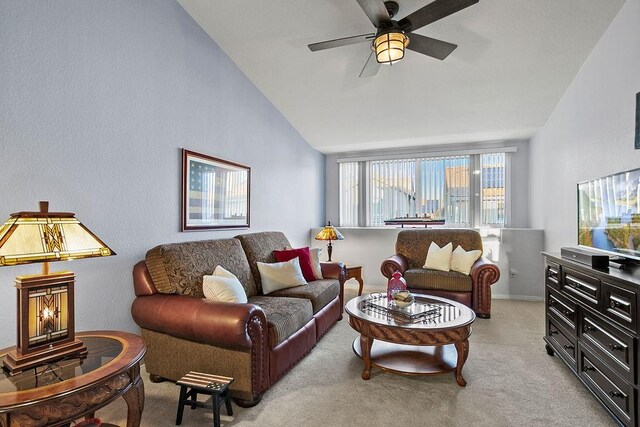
[0,1,325,345]
[530,0,640,250]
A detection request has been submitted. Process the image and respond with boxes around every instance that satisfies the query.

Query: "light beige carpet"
[97,288,615,426]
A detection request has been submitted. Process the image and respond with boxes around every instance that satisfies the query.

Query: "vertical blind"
[339,162,359,226]
[367,155,470,226]
[339,153,506,227]
[480,153,505,226]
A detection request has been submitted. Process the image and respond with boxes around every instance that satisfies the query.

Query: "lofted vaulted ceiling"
[178,0,625,153]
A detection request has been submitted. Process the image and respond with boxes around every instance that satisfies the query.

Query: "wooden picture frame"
[181,149,250,231]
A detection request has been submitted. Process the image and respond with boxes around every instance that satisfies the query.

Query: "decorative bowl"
[391,290,414,308]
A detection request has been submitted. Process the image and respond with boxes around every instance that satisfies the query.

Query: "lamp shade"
[0,202,114,267]
[373,31,409,64]
[315,222,344,241]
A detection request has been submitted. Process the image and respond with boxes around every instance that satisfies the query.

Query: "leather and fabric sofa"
[131,231,345,406]
[380,229,500,318]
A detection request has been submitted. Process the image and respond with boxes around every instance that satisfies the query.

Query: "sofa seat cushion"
[403,268,473,292]
[248,296,313,348]
[267,279,339,314]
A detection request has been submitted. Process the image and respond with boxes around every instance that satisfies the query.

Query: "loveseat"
[380,229,500,318]
[131,231,345,406]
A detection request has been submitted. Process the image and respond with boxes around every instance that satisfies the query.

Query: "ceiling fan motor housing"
[384,1,400,19]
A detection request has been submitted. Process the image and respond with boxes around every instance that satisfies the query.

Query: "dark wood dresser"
[543,252,639,426]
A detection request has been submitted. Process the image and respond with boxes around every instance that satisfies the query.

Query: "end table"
[345,266,364,296]
[0,331,146,426]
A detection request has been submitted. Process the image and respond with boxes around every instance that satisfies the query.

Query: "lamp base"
[2,339,87,375]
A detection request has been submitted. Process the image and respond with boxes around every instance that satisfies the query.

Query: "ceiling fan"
[308,0,479,77]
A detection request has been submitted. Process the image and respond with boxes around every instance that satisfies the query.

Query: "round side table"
[0,330,146,427]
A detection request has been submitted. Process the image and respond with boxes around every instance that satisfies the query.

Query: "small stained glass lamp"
[0,201,115,374]
[314,221,344,262]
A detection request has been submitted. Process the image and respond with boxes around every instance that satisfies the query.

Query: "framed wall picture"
[182,149,250,231]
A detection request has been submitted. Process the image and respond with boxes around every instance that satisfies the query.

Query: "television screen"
[578,168,640,260]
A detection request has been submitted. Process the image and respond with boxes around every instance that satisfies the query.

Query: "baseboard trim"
[492,294,544,301]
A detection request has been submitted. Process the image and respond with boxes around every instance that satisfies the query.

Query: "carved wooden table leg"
[454,339,470,387]
[123,374,145,427]
[360,334,374,380]
[355,277,364,296]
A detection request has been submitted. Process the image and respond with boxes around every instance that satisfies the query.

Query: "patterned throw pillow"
[258,258,307,294]
[203,266,248,303]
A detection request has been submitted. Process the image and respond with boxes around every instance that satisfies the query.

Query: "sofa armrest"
[469,257,501,318]
[380,254,409,279]
[131,294,268,350]
[320,262,346,282]
[470,257,500,285]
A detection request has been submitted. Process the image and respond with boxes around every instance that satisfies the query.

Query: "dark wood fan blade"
[308,33,376,51]
[406,33,457,60]
[359,51,380,78]
[398,0,478,32]
[356,0,390,28]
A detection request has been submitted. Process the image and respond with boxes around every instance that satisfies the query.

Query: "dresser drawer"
[603,282,637,333]
[546,261,561,291]
[547,287,577,331]
[579,345,636,427]
[580,312,635,384]
[562,267,600,308]
[547,319,576,369]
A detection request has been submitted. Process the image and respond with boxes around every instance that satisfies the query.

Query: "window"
[339,162,359,226]
[339,152,507,228]
[480,153,506,226]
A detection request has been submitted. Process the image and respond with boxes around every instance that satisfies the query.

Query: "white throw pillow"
[309,248,323,279]
[258,257,308,294]
[423,242,453,272]
[203,266,248,303]
[450,245,482,275]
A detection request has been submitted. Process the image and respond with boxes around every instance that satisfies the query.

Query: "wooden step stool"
[175,371,234,427]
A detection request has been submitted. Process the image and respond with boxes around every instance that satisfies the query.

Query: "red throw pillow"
[273,247,318,282]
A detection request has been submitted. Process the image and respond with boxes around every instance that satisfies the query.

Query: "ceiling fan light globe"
[373,31,409,65]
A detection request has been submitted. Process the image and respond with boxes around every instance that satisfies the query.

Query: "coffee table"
[345,294,475,386]
[0,330,146,426]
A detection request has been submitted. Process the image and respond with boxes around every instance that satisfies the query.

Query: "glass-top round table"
[0,331,146,426]
[345,294,475,385]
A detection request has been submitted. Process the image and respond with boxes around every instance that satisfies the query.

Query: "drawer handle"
[583,366,595,372]
[549,330,559,335]
[609,391,626,399]
[610,300,619,309]
[609,344,625,351]
[563,344,574,350]
[562,310,572,317]
[583,325,595,332]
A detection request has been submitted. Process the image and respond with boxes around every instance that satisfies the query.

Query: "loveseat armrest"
[131,294,268,350]
[470,257,501,318]
[380,254,409,279]
[321,262,346,318]
[320,262,346,282]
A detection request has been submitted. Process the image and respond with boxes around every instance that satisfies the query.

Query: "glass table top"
[346,293,475,330]
[0,336,123,393]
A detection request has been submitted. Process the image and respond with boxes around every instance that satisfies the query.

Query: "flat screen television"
[578,167,640,261]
